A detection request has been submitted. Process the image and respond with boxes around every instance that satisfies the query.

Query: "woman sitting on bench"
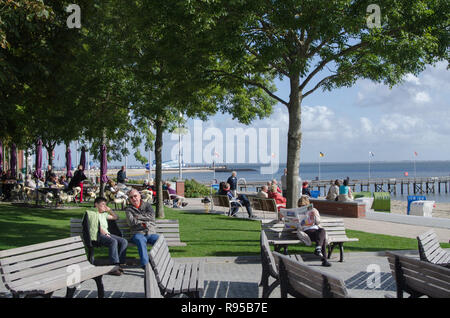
[297,196,331,267]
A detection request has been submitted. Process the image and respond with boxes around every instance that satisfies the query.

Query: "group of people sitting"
[326,179,353,202]
[256,179,286,211]
[140,179,188,208]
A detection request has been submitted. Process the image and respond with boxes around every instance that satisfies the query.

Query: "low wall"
[366,211,450,229]
[309,198,366,218]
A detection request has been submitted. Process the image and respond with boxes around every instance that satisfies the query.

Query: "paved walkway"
[0,251,416,298]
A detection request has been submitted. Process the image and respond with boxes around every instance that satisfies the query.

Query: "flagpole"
[318,156,321,180]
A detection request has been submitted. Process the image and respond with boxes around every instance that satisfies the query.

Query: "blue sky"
[49,61,449,168]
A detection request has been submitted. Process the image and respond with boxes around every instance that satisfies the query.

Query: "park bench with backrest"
[272,251,350,298]
[416,229,450,268]
[70,217,186,264]
[385,251,450,298]
[211,194,244,215]
[260,230,304,298]
[148,235,204,298]
[0,236,116,298]
[261,218,358,262]
[250,197,280,219]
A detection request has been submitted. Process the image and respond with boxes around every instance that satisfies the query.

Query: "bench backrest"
[273,251,349,298]
[261,220,297,241]
[144,262,163,298]
[70,218,183,246]
[212,195,230,208]
[251,197,278,212]
[0,236,88,292]
[386,251,450,298]
[261,218,352,242]
[260,231,279,278]
[417,230,450,265]
[148,235,173,289]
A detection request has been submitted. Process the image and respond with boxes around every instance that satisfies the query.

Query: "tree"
[115,1,276,217]
[201,0,449,207]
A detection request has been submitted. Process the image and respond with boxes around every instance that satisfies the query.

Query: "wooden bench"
[250,197,280,219]
[260,230,303,298]
[0,236,117,298]
[386,251,450,298]
[148,235,204,298]
[262,218,359,262]
[272,251,350,298]
[211,195,244,215]
[70,218,187,264]
[417,230,450,268]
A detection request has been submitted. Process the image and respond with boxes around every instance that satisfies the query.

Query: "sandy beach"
[391,200,450,219]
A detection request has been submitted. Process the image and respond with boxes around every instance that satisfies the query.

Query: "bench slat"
[181,263,193,293]
[173,264,186,294]
[166,262,180,294]
[2,248,87,276]
[0,236,82,259]
[13,264,116,295]
[8,260,93,290]
[0,242,85,266]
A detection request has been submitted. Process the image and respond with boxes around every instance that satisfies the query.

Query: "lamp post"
[178,112,183,181]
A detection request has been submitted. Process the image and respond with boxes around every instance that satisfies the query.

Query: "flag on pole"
[414,151,418,156]
[369,151,375,157]
[319,152,324,157]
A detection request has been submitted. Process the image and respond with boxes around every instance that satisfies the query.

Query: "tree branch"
[208,69,289,106]
[299,41,368,92]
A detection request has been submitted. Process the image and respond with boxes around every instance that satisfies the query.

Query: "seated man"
[256,185,269,198]
[218,182,255,218]
[85,197,127,275]
[125,189,159,269]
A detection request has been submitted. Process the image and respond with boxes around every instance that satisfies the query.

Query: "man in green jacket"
[85,197,128,275]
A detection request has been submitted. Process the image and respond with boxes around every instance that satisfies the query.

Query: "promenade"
[1,197,448,299]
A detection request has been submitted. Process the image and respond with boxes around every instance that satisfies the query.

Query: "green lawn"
[0,202,448,259]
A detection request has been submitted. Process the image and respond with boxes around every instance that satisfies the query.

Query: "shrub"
[184,179,211,198]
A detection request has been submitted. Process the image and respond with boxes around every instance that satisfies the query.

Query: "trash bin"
[310,190,320,198]
[410,200,435,217]
[372,192,391,212]
[354,197,374,213]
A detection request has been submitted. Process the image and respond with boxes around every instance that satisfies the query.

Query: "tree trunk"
[286,76,302,208]
[45,143,55,169]
[155,119,165,218]
[99,133,107,198]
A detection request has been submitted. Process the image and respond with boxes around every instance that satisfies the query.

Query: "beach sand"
[391,200,450,219]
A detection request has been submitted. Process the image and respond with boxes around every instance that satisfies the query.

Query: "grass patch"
[0,203,448,259]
